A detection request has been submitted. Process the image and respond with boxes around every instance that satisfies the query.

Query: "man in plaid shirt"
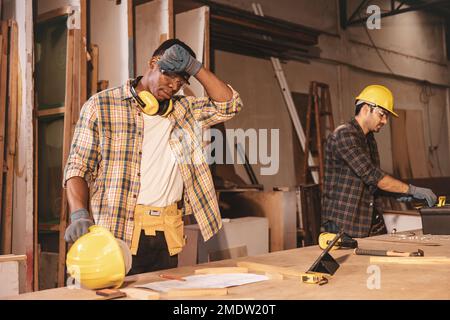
[63,39,243,274]
[321,85,437,238]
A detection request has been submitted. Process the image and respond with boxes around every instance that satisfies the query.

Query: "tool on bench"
[318,232,358,250]
[301,231,343,285]
[354,248,424,257]
[437,196,447,208]
[96,288,127,300]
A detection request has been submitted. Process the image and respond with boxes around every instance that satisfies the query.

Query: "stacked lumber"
[0,20,19,255]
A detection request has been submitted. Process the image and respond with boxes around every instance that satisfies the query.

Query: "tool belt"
[131,203,185,256]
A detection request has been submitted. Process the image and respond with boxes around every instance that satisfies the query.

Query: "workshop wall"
[214,0,450,189]
[90,0,129,88]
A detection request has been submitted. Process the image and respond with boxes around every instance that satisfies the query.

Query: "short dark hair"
[355,100,376,116]
[152,38,196,58]
[355,101,364,116]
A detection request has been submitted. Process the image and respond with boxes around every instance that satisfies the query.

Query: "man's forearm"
[195,67,232,102]
[66,177,90,213]
[377,175,409,194]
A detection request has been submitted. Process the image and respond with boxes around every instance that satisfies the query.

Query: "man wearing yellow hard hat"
[321,85,437,238]
[63,39,243,277]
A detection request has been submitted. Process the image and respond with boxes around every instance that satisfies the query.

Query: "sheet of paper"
[136,273,269,293]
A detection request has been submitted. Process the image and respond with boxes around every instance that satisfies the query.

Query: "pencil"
[159,274,186,281]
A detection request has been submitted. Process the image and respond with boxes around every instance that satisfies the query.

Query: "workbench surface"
[6,231,450,300]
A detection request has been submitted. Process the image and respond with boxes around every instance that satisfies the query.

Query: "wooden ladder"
[303,81,335,189]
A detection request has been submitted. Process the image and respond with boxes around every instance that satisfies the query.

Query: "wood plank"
[204,6,210,71]
[405,110,430,178]
[168,0,174,39]
[383,209,420,216]
[370,256,450,265]
[390,109,412,179]
[37,107,65,117]
[2,21,19,255]
[164,288,228,297]
[71,29,81,128]
[121,288,160,300]
[90,45,99,97]
[175,6,207,97]
[37,6,74,24]
[128,0,136,77]
[135,0,171,75]
[236,261,303,279]
[38,224,60,232]
[0,254,27,263]
[0,22,9,222]
[195,267,249,275]
[80,0,88,105]
[58,28,75,287]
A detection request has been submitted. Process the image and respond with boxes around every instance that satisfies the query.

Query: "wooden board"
[0,22,9,223]
[175,6,207,97]
[390,109,412,179]
[165,288,228,297]
[57,28,75,288]
[370,256,450,265]
[1,21,19,255]
[405,110,429,178]
[195,267,249,274]
[236,261,303,279]
[80,0,88,105]
[0,254,27,263]
[90,45,99,97]
[135,0,171,75]
[121,288,160,300]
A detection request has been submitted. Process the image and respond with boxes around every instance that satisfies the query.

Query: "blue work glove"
[157,44,202,76]
[407,184,437,207]
[64,208,94,243]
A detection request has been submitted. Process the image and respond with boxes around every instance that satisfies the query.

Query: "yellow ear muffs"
[132,87,173,117]
[138,90,160,116]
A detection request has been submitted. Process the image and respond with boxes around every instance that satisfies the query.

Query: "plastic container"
[419,207,450,235]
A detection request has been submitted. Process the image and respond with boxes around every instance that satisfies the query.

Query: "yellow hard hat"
[66,225,132,290]
[355,85,397,117]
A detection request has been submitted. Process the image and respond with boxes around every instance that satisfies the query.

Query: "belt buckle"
[147,209,160,216]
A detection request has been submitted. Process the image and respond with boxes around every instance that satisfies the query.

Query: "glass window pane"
[35,16,68,110]
[38,116,64,224]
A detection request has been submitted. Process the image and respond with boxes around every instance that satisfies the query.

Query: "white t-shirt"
[136,114,184,206]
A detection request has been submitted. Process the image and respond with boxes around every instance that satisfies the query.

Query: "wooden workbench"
[5,231,450,300]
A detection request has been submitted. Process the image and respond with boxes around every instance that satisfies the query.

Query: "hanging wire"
[420,81,444,176]
[358,10,396,75]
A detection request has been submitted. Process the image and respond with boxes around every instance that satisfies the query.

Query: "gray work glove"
[157,44,202,76]
[64,208,94,243]
[396,195,413,202]
[407,184,437,207]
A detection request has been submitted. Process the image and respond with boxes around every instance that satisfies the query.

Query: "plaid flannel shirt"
[321,118,386,238]
[63,79,243,246]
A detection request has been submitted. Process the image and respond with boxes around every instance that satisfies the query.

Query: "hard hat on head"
[66,225,132,290]
[355,85,397,117]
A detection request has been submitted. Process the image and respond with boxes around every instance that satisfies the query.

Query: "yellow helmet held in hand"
[355,85,397,117]
[66,225,132,290]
